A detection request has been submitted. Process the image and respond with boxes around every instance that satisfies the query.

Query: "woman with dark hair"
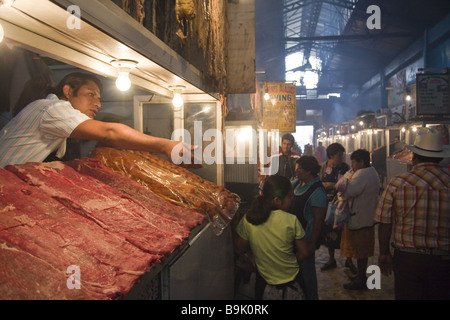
[289,156,327,300]
[234,175,309,300]
[337,149,380,290]
[318,143,355,273]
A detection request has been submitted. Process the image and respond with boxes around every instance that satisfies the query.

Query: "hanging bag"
[333,198,351,228]
[324,195,337,226]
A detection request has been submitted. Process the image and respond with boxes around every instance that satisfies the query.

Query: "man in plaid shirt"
[374,127,450,300]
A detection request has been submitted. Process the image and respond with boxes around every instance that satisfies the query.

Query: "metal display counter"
[125,222,234,300]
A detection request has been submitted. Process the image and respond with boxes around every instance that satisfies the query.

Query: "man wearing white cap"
[374,127,450,300]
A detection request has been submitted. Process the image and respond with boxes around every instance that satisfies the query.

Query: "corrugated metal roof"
[283,0,449,94]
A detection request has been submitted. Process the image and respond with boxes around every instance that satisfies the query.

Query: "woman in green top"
[234,175,309,300]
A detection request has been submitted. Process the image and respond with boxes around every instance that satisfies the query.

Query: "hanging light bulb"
[115,71,131,91]
[0,23,4,43]
[170,85,185,110]
[0,0,15,8]
[172,92,183,109]
[264,84,270,101]
[110,59,138,92]
[0,1,14,43]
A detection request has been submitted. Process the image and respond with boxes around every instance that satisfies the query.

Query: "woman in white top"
[336,149,380,290]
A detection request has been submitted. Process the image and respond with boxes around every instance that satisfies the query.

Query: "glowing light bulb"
[111,59,137,92]
[172,92,183,109]
[0,0,15,8]
[115,72,131,91]
[264,92,270,100]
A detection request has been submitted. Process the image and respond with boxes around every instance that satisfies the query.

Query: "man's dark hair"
[326,143,345,159]
[282,133,295,144]
[351,149,371,167]
[51,72,103,99]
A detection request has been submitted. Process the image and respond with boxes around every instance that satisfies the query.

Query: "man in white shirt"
[0,72,195,167]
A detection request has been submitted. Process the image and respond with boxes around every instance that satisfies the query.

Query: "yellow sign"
[262,82,296,132]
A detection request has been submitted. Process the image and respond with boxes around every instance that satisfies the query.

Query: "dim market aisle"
[235,227,395,300]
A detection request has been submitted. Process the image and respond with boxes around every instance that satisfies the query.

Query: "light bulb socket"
[111,59,138,71]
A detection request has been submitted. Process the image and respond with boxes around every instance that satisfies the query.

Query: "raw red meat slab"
[66,158,205,230]
[0,168,159,299]
[0,243,107,300]
[5,162,183,255]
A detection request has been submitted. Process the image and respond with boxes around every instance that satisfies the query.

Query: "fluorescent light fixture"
[111,59,138,91]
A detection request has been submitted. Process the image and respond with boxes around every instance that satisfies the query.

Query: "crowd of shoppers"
[234,126,449,300]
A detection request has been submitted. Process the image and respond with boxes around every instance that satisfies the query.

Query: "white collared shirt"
[0,94,90,167]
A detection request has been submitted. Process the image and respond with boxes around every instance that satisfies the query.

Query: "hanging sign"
[262,82,296,132]
[416,72,450,116]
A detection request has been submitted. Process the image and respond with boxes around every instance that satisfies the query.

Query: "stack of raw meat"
[90,147,239,235]
[392,147,413,161]
[0,160,205,300]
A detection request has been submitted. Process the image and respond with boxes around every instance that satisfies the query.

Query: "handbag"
[334,199,351,228]
[324,196,337,226]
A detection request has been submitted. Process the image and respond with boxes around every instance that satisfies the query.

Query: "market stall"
[0,0,237,300]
